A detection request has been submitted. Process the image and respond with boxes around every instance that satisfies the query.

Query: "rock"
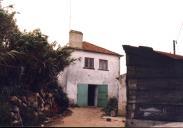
[44,104,51,111]
[10,96,18,102]
[10,96,22,106]
[110,110,117,117]
[12,106,19,112]
[22,103,27,107]
[40,89,46,98]
[10,105,23,126]
[48,93,53,97]
[37,93,45,110]
[27,93,37,103]
[34,112,39,117]
[32,101,38,108]
[21,96,27,103]
[106,118,111,121]
[10,112,15,117]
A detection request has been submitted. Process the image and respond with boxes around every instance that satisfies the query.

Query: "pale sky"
[2,0,183,74]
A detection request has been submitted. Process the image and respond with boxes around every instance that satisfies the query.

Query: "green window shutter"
[77,84,88,106]
[97,85,108,107]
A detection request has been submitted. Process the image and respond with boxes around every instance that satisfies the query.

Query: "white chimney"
[69,30,83,48]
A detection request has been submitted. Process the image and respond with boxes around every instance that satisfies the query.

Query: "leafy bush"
[1,86,31,97]
[104,97,118,116]
[0,6,72,127]
[47,81,69,113]
[55,89,69,113]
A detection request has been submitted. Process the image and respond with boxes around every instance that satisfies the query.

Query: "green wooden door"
[77,84,88,106]
[97,85,108,107]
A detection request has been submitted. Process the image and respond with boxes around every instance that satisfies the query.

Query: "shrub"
[104,97,118,116]
[47,81,69,113]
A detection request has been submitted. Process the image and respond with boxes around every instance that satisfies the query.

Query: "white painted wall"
[118,74,126,116]
[58,50,120,104]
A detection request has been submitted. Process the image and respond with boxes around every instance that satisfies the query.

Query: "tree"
[0,8,20,51]
[0,9,22,91]
[16,29,74,91]
[0,6,73,127]
[0,7,73,93]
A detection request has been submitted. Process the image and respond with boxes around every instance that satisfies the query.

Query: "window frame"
[84,57,95,69]
[99,59,108,71]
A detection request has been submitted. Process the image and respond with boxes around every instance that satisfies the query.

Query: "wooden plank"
[123,45,183,122]
[97,85,108,107]
[128,78,183,90]
[128,89,183,104]
[77,84,88,106]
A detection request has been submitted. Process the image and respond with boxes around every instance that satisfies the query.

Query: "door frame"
[77,84,108,107]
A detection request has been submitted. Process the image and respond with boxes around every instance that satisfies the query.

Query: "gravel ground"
[46,107,125,127]
[153,122,183,127]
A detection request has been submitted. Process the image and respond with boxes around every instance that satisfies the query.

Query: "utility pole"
[173,40,177,55]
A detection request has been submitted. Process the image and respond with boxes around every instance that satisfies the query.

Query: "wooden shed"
[123,45,183,127]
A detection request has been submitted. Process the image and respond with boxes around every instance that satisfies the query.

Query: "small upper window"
[99,59,108,71]
[84,57,94,69]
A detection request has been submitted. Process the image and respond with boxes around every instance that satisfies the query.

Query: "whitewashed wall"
[118,74,126,116]
[58,50,120,104]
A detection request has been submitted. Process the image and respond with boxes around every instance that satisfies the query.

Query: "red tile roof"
[82,41,122,56]
[68,41,122,57]
[156,51,183,60]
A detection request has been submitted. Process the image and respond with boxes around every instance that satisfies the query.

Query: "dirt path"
[46,107,125,127]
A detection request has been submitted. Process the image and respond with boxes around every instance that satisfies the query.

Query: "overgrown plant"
[0,6,73,126]
[0,7,74,91]
[46,81,69,113]
[104,97,118,116]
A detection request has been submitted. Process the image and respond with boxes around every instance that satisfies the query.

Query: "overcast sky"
[2,0,183,73]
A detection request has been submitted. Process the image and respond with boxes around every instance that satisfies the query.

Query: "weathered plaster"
[58,50,120,104]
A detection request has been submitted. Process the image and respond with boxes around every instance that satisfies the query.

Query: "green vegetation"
[104,97,118,116]
[0,7,73,126]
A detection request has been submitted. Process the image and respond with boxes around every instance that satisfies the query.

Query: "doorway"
[88,85,97,106]
[77,84,108,107]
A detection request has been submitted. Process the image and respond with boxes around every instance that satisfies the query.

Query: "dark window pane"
[99,59,108,70]
[84,57,94,69]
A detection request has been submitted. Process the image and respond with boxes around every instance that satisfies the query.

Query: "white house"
[58,30,122,107]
